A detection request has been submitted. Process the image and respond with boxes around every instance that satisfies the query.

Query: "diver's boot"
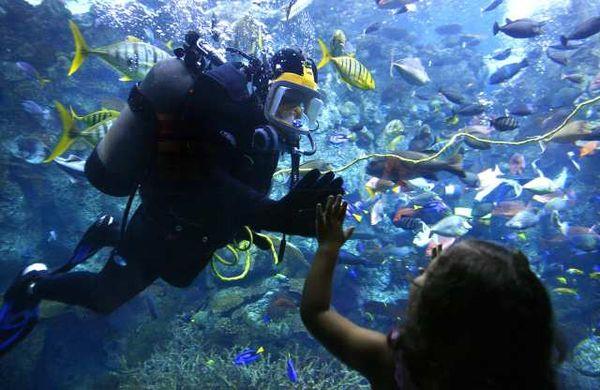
[0,263,48,356]
[66,214,120,270]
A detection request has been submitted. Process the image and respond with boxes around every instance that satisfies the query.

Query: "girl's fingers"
[316,203,325,228]
[325,195,334,217]
[338,201,348,221]
[343,226,355,241]
[333,194,342,215]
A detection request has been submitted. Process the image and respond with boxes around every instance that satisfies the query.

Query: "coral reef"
[122,316,369,389]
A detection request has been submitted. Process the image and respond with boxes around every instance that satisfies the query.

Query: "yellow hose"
[211,227,280,281]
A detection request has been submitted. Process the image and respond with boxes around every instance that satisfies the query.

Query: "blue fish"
[15,61,50,87]
[346,266,359,280]
[481,182,520,203]
[21,100,50,120]
[489,58,528,84]
[491,48,511,61]
[234,347,264,365]
[482,0,503,12]
[286,354,298,383]
[416,200,451,224]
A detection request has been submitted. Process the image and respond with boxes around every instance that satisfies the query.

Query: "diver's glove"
[282,169,344,211]
[254,169,345,236]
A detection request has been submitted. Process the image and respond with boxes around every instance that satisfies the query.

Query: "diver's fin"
[316,38,331,69]
[44,101,79,163]
[0,263,48,357]
[56,215,119,273]
[68,20,91,76]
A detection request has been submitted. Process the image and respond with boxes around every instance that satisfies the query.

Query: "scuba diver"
[0,32,343,355]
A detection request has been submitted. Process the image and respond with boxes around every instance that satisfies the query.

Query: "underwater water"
[0,0,599,388]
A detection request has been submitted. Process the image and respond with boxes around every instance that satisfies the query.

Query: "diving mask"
[264,65,323,138]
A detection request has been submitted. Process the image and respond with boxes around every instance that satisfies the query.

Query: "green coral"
[122,317,369,389]
[572,336,600,377]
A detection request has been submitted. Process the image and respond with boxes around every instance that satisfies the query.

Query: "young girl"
[301,195,561,389]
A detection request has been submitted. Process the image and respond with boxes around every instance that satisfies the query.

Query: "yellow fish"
[70,106,119,128]
[44,102,119,162]
[445,114,459,125]
[589,272,600,280]
[566,268,584,275]
[555,276,567,285]
[68,20,171,81]
[552,287,578,296]
[317,38,375,90]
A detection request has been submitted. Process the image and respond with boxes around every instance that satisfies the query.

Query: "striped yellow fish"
[44,102,119,162]
[317,38,375,90]
[68,20,172,81]
[70,106,119,128]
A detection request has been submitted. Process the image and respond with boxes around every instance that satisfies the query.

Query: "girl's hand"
[316,195,354,250]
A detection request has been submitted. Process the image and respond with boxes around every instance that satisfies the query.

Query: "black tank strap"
[127,82,157,121]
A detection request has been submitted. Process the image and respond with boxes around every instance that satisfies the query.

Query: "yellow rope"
[273,95,600,176]
[213,245,240,266]
[233,226,254,252]
[211,249,252,282]
[211,227,280,281]
[254,231,280,265]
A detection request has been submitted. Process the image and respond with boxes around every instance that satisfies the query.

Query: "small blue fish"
[346,266,359,280]
[47,230,57,242]
[16,61,50,87]
[21,100,50,120]
[262,314,271,324]
[286,354,298,383]
[234,347,264,365]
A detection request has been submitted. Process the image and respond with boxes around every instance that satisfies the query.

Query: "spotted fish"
[68,20,172,81]
[317,38,375,90]
[44,102,119,162]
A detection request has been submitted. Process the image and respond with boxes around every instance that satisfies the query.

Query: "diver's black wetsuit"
[32,59,326,314]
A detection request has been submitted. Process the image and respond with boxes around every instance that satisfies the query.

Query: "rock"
[208,287,247,314]
[572,336,600,377]
[190,310,209,327]
[339,101,360,127]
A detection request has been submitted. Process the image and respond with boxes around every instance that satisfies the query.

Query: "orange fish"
[580,141,599,157]
[392,207,418,225]
[492,201,527,217]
